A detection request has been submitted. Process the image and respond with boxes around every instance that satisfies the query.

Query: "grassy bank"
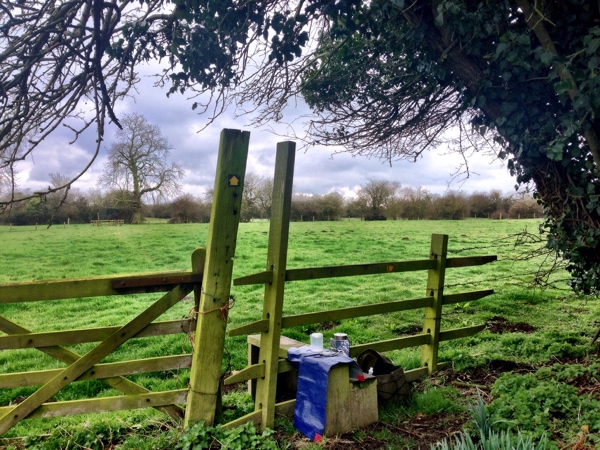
[0,219,598,448]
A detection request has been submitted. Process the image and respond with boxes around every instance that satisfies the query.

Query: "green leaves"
[488,364,600,441]
[554,79,574,95]
[539,50,554,66]
[174,421,278,450]
[583,26,600,55]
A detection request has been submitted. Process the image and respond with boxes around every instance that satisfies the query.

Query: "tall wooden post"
[185,129,250,427]
[420,234,448,373]
[254,142,296,429]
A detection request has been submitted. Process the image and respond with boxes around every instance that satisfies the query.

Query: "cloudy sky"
[18,63,519,201]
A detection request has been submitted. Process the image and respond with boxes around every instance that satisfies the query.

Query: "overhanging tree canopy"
[1,0,599,292]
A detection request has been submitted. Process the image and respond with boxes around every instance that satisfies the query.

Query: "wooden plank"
[0,315,184,419]
[191,248,205,331]
[284,259,436,282]
[277,359,295,374]
[325,365,351,435]
[112,273,201,289]
[223,359,295,386]
[442,290,493,306]
[349,334,430,357]
[0,390,188,420]
[404,367,429,382]
[274,398,296,418]
[420,234,448,373]
[185,129,250,427]
[254,142,296,430]
[439,324,486,341]
[404,362,449,382]
[446,255,497,268]
[233,258,495,307]
[233,271,273,286]
[0,284,192,434]
[221,399,297,427]
[0,355,193,388]
[325,365,378,436]
[281,297,433,329]
[247,334,305,350]
[101,354,186,379]
[219,410,263,430]
[0,319,194,350]
[228,319,269,337]
[224,364,265,385]
[0,271,195,304]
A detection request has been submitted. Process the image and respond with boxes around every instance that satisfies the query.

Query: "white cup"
[310,332,323,350]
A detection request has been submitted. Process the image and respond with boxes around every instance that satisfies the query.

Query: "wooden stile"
[225,177,495,433]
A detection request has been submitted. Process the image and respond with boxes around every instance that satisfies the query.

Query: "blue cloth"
[287,346,364,441]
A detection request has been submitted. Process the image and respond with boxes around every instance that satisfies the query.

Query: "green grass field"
[0,219,598,448]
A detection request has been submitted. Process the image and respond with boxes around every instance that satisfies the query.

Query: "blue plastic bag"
[287,346,364,442]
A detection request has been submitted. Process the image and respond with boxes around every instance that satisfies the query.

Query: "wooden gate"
[0,257,203,433]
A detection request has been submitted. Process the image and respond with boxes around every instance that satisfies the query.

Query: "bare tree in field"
[255,177,274,219]
[99,114,184,223]
[240,173,264,222]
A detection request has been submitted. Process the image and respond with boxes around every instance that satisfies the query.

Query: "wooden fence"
[91,219,125,226]
[220,143,496,430]
[0,131,496,436]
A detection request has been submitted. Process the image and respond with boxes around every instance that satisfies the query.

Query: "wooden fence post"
[184,129,250,427]
[420,234,448,373]
[254,142,296,429]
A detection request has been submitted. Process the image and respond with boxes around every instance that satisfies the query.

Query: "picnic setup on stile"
[279,331,409,442]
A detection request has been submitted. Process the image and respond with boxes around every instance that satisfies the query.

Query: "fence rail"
[90,219,124,226]
[0,271,201,304]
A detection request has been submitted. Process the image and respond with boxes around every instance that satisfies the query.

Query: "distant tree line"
[0,177,541,226]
